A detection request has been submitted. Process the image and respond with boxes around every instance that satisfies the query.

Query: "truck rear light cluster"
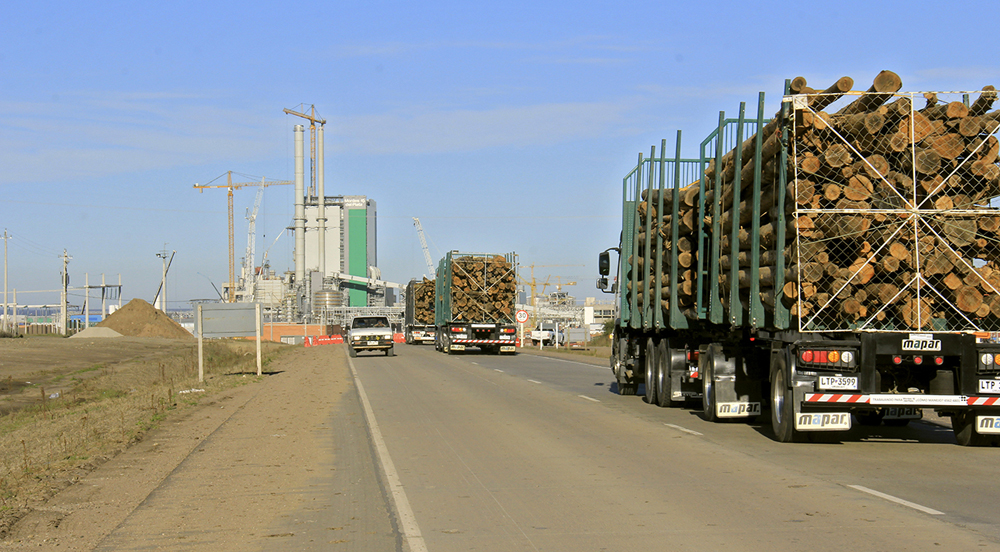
[450,327,465,333]
[501,328,516,334]
[981,353,1000,366]
[799,349,856,368]
[688,351,699,362]
[893,355,945,365]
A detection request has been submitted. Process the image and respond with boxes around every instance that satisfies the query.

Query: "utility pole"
[157,247,169,312]
[60,250,70,335]
[3,229,7,333]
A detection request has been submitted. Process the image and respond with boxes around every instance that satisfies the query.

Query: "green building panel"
[348,208,368,306]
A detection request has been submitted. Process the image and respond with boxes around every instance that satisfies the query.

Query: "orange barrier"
[304,335,345,347]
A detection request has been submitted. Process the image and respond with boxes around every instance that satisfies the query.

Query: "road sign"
[515,309,529,323]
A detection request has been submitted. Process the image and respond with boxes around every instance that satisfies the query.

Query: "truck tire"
[615,336,637,395]
[348,346,357,358]
[701,347,718,422]
[656,339,682,408]
[952,411,991,446]
[644,338,659,405]
[770,353,799,443]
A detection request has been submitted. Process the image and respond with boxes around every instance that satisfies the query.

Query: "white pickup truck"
[347,316,395,357]
[530,323,564,346]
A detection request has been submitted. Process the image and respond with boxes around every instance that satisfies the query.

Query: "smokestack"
[317,125,326,276]
[294,124,305,284]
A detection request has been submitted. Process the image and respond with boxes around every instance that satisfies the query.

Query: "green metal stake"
[729,103,746,327]
[669,131,686,329]
[749,92,766,327]
[774,80,792,329]
[654,140,666,330]
[709,111,726,325]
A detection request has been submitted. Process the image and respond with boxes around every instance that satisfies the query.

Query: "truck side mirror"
[598,251,610,276]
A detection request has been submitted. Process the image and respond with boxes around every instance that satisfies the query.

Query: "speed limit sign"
[515,309,529,323]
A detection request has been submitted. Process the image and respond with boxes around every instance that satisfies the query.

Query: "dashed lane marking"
[847,485,945,516]
[664,423,703,436]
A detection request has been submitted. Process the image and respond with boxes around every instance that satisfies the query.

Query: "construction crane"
[241,185,265,302]
[412,218,436,277]
[517,264,583,324]
[283,105,325,196]
[193,172,292,302]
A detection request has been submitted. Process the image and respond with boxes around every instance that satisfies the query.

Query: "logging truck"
[404,278,436,344]
[435,251,518,354]
[598,72,1000,445]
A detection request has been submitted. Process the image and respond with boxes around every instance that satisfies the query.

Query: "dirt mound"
[97,298,193,340]
[70,326,123,338]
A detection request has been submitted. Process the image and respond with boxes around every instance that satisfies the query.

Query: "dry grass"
[0,339,292,537]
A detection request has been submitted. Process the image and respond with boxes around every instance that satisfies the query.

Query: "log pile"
[627,72,1000,330]
[411,278,435,325]
[448,255,516,322]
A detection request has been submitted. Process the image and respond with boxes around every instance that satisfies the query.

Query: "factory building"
[244,121,396,328]
[303,195,377,307]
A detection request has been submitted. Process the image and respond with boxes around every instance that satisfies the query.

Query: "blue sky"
[2,1,999,310]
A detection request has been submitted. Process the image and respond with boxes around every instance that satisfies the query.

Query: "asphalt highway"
[349,344,1000,551]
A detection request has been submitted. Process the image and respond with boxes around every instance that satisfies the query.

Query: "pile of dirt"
[97,298,193,340]
[70,326,123,339]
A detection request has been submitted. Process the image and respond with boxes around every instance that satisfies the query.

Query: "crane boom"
[413,218,435,277]
[193,171,292,302]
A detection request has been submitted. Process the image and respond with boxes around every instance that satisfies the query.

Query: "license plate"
[979,379,1000,394]
[884,407,921,419]
[819,376,858,391]
[500,346,515,352]
[367,340,378,346]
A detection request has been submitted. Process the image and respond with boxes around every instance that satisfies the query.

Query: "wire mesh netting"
[791,89,1000,332]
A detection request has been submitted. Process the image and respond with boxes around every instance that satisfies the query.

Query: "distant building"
[303,195,377,307]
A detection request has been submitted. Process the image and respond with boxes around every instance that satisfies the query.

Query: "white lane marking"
[471,362,479,365]
[536,355,608,369]
[494,369,504,373]
[847,485,945,516]
[578,395,600,403]
[527,379,542,384]
[664,423,703,436]
[347,354,429,552]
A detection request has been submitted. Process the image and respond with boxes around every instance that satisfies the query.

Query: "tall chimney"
[294,124,305,284]
[317,125,326,277]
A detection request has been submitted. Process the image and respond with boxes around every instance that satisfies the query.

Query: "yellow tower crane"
[283,105,325,196]
[194,171,293,302]
[517,264,583,326]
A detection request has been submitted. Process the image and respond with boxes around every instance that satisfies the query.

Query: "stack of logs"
[630,71,1000,329]
[449,255,516,322]
[411,278,436,324]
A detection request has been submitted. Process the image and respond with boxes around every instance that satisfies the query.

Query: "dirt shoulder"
[1,342,398,551]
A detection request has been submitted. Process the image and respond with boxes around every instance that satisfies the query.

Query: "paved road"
[8,343,999,551]
[353,344,1000,551]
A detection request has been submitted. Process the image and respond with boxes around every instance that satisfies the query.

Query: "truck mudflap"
[714,402,761,418]
[976,416,1000,434]
[795,412,852,431]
